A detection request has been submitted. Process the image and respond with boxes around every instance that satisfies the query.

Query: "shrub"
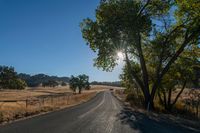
[0,66,27,90]
[126,93,144,107]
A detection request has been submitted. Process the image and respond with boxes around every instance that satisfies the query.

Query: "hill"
[18,73,70,87]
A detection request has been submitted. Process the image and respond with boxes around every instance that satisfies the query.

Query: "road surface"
[0,91,199,133]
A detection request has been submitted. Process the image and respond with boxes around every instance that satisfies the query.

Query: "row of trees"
[0,66,90,92]
[42,80,59,87]
[81,0,200,110]
[18,73,69,87]
[0,66,27,90]
[42,80,67,87]
[0,66,69,89]
[69,74,90,94]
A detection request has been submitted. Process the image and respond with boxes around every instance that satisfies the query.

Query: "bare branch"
[172,80,187,106]
[137,0,151,17]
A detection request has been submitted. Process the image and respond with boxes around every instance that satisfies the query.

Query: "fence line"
[0,92,92,111]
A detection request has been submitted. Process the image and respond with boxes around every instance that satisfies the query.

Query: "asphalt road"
[0,91,199,133]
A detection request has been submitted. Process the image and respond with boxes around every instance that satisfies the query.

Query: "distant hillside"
[90,81,122,87]
[18,73,69,87]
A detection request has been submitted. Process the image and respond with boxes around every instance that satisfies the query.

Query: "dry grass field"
[0,85,115,124]
[0,86,71,101]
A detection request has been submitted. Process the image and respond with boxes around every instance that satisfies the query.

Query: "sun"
[117,51,124,60]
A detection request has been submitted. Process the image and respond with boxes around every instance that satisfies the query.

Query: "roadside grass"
[0,85,109,124]
[114,89,200,120]
[113,89,200,131]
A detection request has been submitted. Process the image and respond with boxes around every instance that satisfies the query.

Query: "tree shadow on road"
[116,107,200,133]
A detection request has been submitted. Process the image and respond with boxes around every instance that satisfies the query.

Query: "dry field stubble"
[0,85,108,124]
[114,88,200,119]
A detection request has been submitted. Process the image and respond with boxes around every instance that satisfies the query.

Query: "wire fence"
[0,92,95,123]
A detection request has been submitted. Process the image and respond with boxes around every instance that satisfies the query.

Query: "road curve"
[0,91,199,133]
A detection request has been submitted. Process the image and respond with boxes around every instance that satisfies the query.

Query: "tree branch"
[150,25,200,101]
[137,0,151,17]
[172,80,187,106]
[124,49,147,96]
[136,33,150,92]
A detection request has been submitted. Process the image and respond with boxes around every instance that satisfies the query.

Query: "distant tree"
[77,74,90,93]
[85,81,91,90]
[42,80,58,88]
[61,81,67,86]
[90,81,121,87]
[69,75,90,94]
[0,66,27,89]
[69,76,79,93]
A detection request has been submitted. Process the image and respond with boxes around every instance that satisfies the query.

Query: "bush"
[61,82,67,86]
[0,66,27,90]
[126,93,144,108]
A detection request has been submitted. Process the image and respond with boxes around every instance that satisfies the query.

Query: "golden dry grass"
[0,85,113,124]
[0,86,71,101]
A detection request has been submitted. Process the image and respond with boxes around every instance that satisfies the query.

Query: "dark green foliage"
[69,76,79,93]
[42,80,59,88]
[80,0,151,71]
[78,74,90,93]
[81,0,200,110]
[61,81,67,86]
[90,81,121,87]
[69,75,90,94]
[0,66,27,90]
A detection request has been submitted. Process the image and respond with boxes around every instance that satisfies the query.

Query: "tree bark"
[125,48,151,109]
[137,33,150,94]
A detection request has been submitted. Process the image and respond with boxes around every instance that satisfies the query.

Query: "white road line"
[79,92,106,119]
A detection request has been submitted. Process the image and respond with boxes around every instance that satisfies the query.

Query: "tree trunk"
[79,87,81,94]
[167,88,172,111]
[125,47,152,110]
[158,91,164,105]
[149,98,155,111]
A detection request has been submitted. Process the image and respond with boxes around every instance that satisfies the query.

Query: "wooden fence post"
[26,99,28,109]
[51,96,53,105]
[67,95,69,105]
[42,98,45,106]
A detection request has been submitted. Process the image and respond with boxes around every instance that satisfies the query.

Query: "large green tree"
[81,0,200,110]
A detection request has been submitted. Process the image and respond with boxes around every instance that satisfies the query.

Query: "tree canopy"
[69,74,90,94]
[81,0,200,110]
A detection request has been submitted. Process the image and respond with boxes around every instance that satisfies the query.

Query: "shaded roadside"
[112,90,200,133]
[116,106,200,133]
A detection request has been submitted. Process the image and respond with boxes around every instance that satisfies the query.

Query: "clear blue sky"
[0,0,123,81]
